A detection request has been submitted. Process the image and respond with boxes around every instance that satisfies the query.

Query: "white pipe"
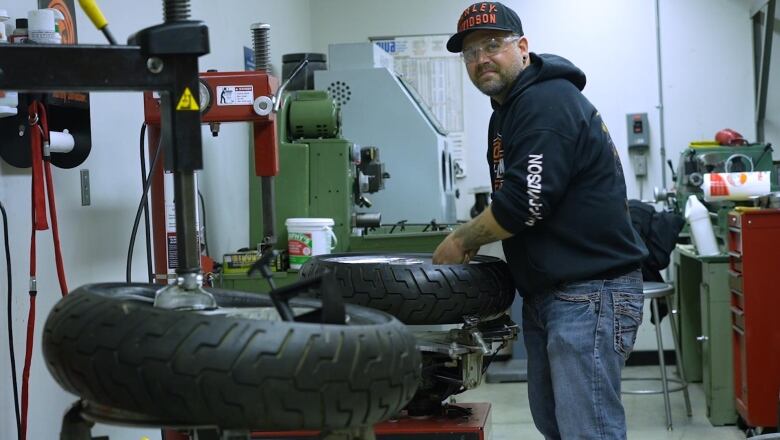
[48,130,75,154]
[655,0,668,187]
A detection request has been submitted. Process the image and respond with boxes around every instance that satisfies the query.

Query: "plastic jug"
[684,195,719,256]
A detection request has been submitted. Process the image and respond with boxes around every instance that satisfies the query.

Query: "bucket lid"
[285,217,334,226]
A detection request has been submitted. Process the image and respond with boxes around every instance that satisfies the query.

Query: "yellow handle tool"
[78,0,116,44]
[78,0,108,29]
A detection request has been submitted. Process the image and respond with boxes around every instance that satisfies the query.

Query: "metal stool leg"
[669,304,692,417]
[652,298,673,430]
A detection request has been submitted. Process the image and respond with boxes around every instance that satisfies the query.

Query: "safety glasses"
[461,35,520,64]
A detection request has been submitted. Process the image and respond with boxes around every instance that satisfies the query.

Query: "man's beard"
[472,59,525,97]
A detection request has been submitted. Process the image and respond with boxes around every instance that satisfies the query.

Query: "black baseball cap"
[446,2,524,53]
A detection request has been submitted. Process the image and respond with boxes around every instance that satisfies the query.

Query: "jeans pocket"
[552,281,602,313]
[613,291,644,360]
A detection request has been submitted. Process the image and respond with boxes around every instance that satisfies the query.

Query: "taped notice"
[216,85,254,106]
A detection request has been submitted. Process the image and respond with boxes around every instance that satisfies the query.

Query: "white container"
[684,195,719,256]
[285,218,337,270]
[703,171,771,201]
[28,8,63,44]
[0,9,9,43]
[0,89,18,118]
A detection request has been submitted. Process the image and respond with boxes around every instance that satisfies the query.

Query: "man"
[432,2,648,439]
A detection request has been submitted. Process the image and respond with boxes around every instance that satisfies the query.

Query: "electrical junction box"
[626,112,649,177]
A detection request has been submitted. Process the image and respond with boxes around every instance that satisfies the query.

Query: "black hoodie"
[487,53,648,295]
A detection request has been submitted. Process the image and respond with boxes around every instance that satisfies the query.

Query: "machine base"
[252,402,492,440]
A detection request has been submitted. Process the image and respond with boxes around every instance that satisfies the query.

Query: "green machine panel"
[674,244,737,426]
[307,139,353,253]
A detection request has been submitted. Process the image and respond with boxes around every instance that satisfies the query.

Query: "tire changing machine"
[232,60,506,440]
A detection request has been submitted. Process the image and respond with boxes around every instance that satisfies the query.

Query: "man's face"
[462,30,527,100]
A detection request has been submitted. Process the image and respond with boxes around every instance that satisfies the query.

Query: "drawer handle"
[728,270,742,279]
[696,336,709,342]
[728,251,742,259]
[730,306,744,316]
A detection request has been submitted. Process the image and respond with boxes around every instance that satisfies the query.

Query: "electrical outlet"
[80,169,90,206]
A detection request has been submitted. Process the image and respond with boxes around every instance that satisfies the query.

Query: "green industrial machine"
[221,90,449,292]
[661,143,775,426]
[658,142,776,242]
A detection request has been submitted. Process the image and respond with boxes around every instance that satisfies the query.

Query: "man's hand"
[432,206,513,265]
[433,234,475,264]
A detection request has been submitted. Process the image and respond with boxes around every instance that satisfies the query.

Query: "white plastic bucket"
[684,195,719,256]
[285,218,337,270]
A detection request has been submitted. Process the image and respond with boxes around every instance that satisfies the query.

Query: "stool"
[622,281,692,430]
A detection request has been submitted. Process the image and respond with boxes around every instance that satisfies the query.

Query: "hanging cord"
[38,102,68,297]
[1,201,21,440]
[21,101,46,440]
[126,129,163,283]
[20,101,69,440]
[139,123,154,283]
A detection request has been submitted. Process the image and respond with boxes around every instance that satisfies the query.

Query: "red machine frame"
[143,70,278,282]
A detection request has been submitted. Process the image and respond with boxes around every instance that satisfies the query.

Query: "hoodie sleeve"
[490,127,576,233]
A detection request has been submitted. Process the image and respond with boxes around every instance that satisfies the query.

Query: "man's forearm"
[452,206,513,249]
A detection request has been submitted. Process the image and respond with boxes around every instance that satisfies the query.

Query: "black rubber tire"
[42,283,421,430]
[299,253,516,325]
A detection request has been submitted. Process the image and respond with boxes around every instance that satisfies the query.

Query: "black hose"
[139,124,154,283]
[1,202,21,440]
[126,127,163,283]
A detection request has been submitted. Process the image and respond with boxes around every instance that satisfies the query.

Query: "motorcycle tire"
[42,283,421,431]
[299,253,516,325]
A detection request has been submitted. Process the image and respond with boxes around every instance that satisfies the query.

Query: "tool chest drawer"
[728,270,743,294]
[730,306,744,331]
[730,288,744,312]
[728,227,742,254]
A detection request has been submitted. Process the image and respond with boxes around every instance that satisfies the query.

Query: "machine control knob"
[253,96,274,116]
[689,172,703,187]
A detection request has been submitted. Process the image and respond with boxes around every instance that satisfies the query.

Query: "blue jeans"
[522,270,643,439]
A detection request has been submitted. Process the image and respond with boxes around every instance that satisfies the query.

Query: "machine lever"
[273,59,310,113]
[248,252,346,324]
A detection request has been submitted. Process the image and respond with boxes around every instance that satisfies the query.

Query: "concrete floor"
[455,365,745,439]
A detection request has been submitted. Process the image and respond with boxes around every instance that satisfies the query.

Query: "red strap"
[28,102,48,231]
[20,293,36,440]
[44,160,68,296]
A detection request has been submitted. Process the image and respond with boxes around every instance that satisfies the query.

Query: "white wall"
[765,10,780,160]
[0,2,312,440]
[310,0,755,350]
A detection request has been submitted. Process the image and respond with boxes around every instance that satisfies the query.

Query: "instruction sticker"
[176,87,200,111]
[216,85,254,106]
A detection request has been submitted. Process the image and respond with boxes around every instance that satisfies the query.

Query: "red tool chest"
[728,209,780,429]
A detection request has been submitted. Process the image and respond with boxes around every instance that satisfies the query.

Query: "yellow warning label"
[176,87,200,111]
